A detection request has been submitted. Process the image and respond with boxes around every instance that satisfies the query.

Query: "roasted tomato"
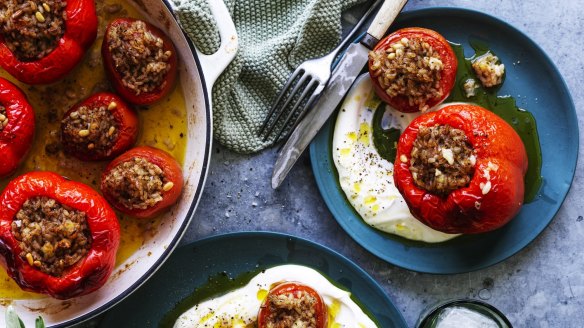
[0,78,35,178]
[101,146,183,219]
[258,281,328,328]
[0,171,120,299]
[368,27,457,113]
[0,0,98,85]
[61,92,139,161]
[102,18,178,105]
[394,104,528,234]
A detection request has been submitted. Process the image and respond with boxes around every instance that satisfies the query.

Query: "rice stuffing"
[0,0,67,61]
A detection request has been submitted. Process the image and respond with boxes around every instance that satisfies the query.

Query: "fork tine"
[271,80,319,141]
[263,78,317,141]
[258,68,305,135]
[260,73,311,138]
[273,83,322,142]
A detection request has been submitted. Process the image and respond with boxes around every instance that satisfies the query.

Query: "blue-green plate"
[310,8,578,274]
[100,232,407,327]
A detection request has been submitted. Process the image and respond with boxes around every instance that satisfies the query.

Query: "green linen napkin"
[172,0,365,153]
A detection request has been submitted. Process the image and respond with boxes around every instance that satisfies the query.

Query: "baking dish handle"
[195,0,238,91]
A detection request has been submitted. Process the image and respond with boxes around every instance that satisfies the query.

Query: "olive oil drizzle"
[158,270,261,328]
[446,40,542,202]
[371,40,542,203]
[372,104,400,164]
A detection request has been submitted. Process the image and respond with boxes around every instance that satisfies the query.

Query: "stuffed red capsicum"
[368,27,457,113]
[0,171,120,299]
[0,0,97,85]
[102,18,178,105]
[61,92,139,161]
[394,104,528,234]
[101,146,183,219]
[258,282,328,328]
[0,78,35,178]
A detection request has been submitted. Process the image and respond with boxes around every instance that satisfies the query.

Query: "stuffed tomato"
[368,27,457,113]
[101,146,183,219]
[393,104,528,234]
[258,282,328,328]
[102,18,178,105]
[61,92,139,161]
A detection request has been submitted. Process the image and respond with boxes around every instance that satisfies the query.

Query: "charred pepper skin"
[102,18,178,106]
[394,104,528,234]
[368,27,457,113]
[101,146,184,219]
[0,78,35,178]
[61,92,139,161]
[0,0,98,85]
[0,172,120,299]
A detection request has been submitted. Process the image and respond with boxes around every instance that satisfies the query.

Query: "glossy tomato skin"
[101,146,184,219]
[0,172,120,299]
[368,27,457,113]
[258,282,328,328]
[61,92,139,161]
[0,78,35,178]
[0,0,98,85]
[394,104,528,234]
[102,18,178,106]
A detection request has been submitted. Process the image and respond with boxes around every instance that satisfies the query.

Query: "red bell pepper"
[368,27,457,113]
[258,282,328,328]
[0,78,35,178]
[0,171,120,299]
[101,146,183,219]
[61,92,139,161]
[102,18,178,105]
[394,104,528,234]
[0,0,98,85]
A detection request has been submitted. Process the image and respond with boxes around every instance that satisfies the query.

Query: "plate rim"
[100,230,408,328]
[309,6,579,274]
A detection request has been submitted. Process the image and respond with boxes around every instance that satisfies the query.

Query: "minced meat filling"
[369,37,444,111]
[264,291,318,328]
[107,20,172,95]
[11,197,92,277]
[0,0,67,61]
[102,157,166,210]
[61,104,119,157]
[0,105,7,131]
[409,124,476,196]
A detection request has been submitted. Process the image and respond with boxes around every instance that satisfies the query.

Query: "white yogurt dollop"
[174,264,378,328]
[332,74,459,243]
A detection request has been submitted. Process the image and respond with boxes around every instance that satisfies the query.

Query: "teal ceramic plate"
[310,8,578,274]
[100,232,407,327]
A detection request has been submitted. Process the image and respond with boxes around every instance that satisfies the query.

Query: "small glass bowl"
[416,299,513,328]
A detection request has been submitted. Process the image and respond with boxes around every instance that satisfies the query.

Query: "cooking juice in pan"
[0,0,188,299]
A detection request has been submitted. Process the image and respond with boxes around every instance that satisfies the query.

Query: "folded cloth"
[172,0,365,153]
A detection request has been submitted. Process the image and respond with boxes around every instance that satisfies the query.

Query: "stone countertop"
[74,1,582,327]
[180,1,583,327]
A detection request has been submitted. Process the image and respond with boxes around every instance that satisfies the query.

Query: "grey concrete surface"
[84,1,583,327]
[180,1,584,327]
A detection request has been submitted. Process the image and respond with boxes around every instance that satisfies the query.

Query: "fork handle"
[366,0,408,41]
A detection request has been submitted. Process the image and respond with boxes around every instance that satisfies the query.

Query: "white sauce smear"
[332,74,459,243]
[174,264,378,327]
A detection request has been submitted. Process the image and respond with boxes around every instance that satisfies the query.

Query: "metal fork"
[258,0,382,141]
